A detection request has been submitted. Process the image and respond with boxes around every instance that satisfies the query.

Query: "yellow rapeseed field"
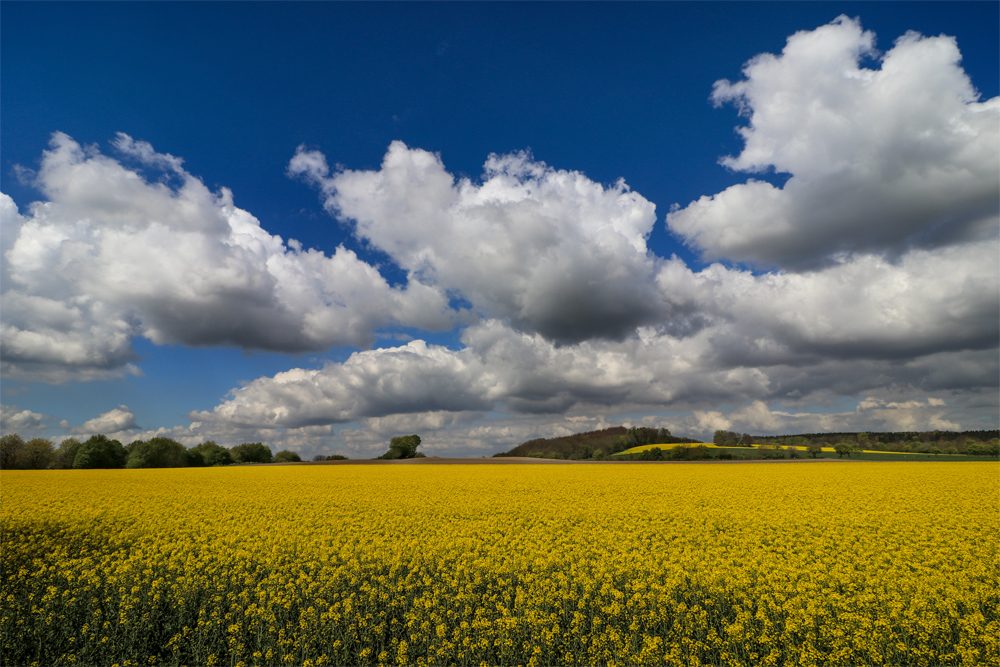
[2,463,997,667]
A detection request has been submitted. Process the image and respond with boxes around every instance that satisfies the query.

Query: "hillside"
[496,426,1000,461]
[494,427,701,460]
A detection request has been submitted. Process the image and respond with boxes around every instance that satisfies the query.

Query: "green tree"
[834,442,855,459]
[0,434,25,468]
[20,438,55,469]
[641,447,665,461]
[381,434,422,460]
[126,437,188,468]
[610,435,629,454]
[274,450,302,463]
[74,435,127,469]
[190,441,232,466]
[713,430,739,446]
[54,438,82,468]
[965,441,986,456]
[231,442,273,464]
[807,443,824,459]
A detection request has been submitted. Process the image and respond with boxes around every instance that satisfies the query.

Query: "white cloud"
[3,16,997,450]
[667,15,999,268]
[0,404,48,434]
[189,339,496,429]
[655,241,999,363]
[1,133,453,382]
[291,141,663,343]
[188,237,999,433]
[69,405,140,437]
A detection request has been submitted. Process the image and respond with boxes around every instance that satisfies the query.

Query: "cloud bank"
[2,16,996,453]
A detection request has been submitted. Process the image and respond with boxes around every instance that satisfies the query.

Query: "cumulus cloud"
[188,320,754,430]
[190,235,998,434]
[290,141,664,343]
[1,133,452,382]
[655,242,999,363]
[3,16,997,450]
[0,404,49,435]
[190,339,496,428]
[667,15,999,268]
[68,405,140,437]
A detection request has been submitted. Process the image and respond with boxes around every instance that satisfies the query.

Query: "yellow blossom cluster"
[2,462,997,666]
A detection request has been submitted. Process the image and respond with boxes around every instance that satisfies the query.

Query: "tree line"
[0,434,306,470]
[0,432,429,470]
[713,429,1000,456]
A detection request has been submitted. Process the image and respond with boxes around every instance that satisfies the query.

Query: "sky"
[1,2,998,459]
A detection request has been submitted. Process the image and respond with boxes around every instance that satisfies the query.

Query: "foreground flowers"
[2,463,997,666]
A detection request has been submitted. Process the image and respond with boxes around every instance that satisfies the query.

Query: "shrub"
[274,450,302,463]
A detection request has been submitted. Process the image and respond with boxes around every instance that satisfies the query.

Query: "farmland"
[2,463,998,666]
[613,442,1000,462]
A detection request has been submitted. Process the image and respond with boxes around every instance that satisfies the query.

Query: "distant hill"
[496,427,1000,460]
[494,427,701,460]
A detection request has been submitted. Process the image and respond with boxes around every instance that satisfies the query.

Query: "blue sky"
[2,2,998,457]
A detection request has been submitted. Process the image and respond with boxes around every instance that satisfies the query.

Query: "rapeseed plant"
[1,463,996,666]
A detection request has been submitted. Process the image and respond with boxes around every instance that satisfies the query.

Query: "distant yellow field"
[2,464,997,666]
